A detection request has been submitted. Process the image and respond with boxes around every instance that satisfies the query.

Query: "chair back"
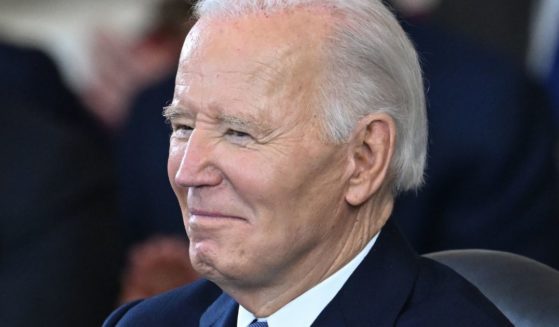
[425,249,559,327]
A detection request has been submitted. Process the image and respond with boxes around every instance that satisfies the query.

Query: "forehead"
[182,8,334,64]
[174,9,334,112]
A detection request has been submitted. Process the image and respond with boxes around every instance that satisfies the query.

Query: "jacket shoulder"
[396,258,512,326]
[103,279,222,327]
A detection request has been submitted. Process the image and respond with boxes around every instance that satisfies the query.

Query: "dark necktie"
[248,319,268,327]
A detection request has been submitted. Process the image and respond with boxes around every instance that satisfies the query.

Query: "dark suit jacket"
[104,220,511,326]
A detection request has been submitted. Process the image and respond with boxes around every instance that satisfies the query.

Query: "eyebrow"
[162,105,189,122]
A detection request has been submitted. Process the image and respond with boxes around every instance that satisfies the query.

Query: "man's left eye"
[226,129,249,137]
[225,129,252,141]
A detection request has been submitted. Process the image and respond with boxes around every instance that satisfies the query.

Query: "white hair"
[194,0,427,193]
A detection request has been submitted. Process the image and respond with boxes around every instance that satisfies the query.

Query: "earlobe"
[345,114,395,206]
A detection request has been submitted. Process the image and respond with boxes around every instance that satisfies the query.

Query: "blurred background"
[0,0,558,326]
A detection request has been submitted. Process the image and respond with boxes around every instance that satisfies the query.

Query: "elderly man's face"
[167,11,354,289]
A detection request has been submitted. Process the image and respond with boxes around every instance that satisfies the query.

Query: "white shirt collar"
[237,232,380,327]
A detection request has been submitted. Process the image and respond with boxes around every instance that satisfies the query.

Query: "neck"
[222,195,394,317]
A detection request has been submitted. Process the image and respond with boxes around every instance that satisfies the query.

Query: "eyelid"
[170,122,194,140]
[175,123,193,130]
[224,128,255,147]
[168,115,194,130]
[225,128,251,137]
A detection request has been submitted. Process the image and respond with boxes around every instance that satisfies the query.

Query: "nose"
[173,129,223,188]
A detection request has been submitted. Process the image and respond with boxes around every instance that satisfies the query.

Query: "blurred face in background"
[166,11,355,291]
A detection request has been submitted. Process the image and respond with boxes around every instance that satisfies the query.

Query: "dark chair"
[425,249,559,327]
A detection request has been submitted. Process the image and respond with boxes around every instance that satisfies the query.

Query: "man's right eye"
[172,124,193,139]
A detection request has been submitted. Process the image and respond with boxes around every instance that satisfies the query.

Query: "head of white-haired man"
[167,0,424,311]
[104,1,511,326]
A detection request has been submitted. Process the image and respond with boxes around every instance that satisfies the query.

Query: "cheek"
[167,142,188,210]
[167,141,183,185]
[167,158,178,188]
[225,150,305,209]
[219,150,272,196]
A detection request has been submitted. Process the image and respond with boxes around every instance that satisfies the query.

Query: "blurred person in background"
[429,0,535,66]
[0,0,198,322]
[388,0,559,269]
[395,0,559,126]
[0,42,123,326]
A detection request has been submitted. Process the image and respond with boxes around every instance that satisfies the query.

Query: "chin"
[190,247,219,277]
[190,246,250,288]
[189,241,226,278]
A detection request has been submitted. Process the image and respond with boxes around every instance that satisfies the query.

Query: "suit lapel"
[312,220,419,327]
[200,292,238,327]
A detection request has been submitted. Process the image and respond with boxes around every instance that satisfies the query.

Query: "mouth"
[188,209,247,222]
[185,208,250,245]
[186,209,248,239]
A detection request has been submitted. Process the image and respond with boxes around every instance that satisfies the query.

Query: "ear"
[345,113,395,206]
